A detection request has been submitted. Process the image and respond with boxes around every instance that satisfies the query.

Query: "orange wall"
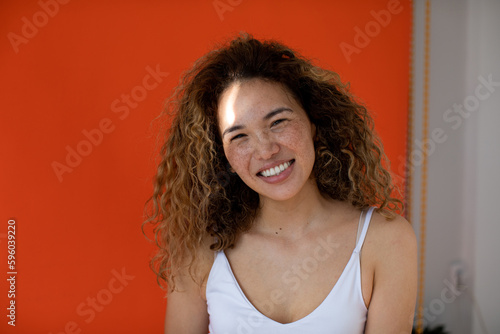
[0,1,410,333]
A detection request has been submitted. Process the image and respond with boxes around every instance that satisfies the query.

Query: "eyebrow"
[222,107,293,138]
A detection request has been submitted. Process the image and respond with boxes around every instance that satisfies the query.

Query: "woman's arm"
[164,237,214,334]
[364,214,418,334]
[164,274,209,334]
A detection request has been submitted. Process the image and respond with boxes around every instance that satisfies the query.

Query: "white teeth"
[260,161,292,177]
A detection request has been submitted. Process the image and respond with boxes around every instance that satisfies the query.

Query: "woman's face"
[217,78,316,202]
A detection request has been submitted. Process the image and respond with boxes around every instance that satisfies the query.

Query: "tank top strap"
[354,206,376,253]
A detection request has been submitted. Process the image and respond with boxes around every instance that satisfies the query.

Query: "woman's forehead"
[217,80,296,131]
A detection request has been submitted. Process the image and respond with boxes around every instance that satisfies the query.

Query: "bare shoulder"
[177,233,216,290]
[364,210,417,265]
[167,233,216,301]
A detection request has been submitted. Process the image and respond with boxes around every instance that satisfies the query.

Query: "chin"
[257,186,303,203]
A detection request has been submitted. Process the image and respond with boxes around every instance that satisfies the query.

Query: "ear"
[311,122,317,140]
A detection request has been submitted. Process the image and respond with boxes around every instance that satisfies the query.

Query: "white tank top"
[206,206,375,334]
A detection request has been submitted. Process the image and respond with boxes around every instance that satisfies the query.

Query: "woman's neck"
[253,178,335,239]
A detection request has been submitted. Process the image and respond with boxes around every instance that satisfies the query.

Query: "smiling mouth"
[257,159,295,177]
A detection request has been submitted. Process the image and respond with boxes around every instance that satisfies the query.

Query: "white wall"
[411,1,500,333]
[467,0,500,332]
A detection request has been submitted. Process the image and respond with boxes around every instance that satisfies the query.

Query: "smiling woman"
[143,33,417,334]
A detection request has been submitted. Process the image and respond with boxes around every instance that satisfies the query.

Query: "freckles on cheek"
[223,145,239,165]
[284,123,310,143]
[224,145,251,172]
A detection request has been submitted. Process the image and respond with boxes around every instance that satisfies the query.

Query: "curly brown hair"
[143,33,402,292]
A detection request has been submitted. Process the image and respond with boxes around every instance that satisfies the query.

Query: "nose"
[253,134,279,160]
